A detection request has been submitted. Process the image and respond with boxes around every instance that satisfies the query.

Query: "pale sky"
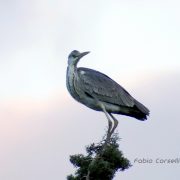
[0,0,180,179]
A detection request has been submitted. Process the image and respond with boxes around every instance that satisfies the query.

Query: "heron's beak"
[78,51,90,59]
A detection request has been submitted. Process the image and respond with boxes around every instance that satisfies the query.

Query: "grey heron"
[66,50,149,141]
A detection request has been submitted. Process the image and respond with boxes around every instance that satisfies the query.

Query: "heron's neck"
[66,65,79,98]
[67,65,77,79]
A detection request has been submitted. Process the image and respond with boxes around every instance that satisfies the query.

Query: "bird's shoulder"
[77,67,113,83]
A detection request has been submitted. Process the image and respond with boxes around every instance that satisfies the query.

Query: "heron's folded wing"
[77,68,135,107]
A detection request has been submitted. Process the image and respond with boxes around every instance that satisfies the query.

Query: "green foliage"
[67,133,131,180]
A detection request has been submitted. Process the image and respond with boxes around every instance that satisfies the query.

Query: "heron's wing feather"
[77,68,135,107]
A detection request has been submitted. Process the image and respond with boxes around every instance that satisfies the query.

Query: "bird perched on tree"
[66,50,149,141]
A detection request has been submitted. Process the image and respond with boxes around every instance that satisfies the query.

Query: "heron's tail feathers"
[132,100,150,120]
[117,100,149,121]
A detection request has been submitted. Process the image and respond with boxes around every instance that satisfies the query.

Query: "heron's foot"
[99,103,119,146]
[105,114,119,145]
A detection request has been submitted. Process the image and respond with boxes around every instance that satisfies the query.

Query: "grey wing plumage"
[77,67,135,107]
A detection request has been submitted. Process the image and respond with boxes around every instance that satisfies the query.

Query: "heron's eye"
[72,54,77,58]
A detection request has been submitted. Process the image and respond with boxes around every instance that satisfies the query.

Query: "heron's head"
[68,50,90,66]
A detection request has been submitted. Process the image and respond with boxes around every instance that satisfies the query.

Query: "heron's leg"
[101,106,113,135]
[109,113,119,135]
[99,103,113,141]
[107,118,113,136]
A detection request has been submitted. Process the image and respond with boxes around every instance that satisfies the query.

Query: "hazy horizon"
[1,0,180,179]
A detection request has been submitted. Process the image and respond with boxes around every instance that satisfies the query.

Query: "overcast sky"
[0,0,180,179]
